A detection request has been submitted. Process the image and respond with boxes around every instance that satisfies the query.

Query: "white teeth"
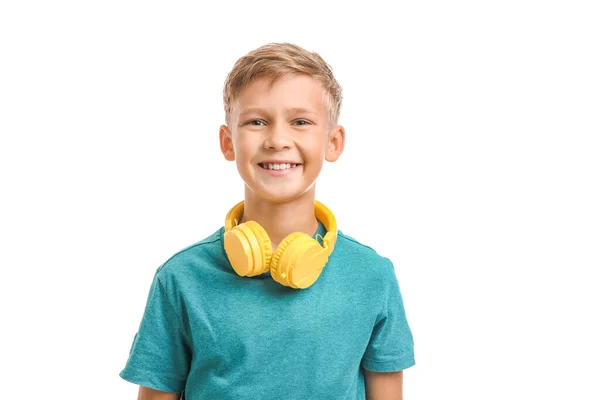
[262,163,297,170]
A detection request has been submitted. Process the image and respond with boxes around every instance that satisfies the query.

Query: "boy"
[119,42,415,399]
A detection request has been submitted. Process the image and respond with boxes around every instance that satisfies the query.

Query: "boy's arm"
[137,386,181,400]
[364,369,403,400]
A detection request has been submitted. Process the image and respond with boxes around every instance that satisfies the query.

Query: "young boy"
[119,43,415,399]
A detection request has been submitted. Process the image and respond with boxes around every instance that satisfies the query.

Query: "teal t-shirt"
[119,222,415,399]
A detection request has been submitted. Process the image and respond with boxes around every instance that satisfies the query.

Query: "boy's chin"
[253,193,304,204]
[245,185,316,205]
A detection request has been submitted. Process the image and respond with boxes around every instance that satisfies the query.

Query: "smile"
[257,162,302,176]
[258,162,301,170]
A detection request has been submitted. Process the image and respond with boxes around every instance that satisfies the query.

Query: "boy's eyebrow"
[239,107,318,116]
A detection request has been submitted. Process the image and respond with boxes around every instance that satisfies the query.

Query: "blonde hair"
[222,43,343,127]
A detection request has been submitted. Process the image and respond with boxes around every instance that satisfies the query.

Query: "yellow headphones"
[223,200,338,289]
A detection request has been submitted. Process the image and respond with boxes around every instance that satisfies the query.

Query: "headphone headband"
[224,200,337,255]
[224,200,244,232]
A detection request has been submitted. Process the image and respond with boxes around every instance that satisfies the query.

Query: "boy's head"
[222,43,343,128]
[219,43,345,203]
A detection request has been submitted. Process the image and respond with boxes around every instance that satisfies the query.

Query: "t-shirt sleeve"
[361,259,416,372]
[119,269,192,393]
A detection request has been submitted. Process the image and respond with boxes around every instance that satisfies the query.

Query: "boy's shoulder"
[154,226,226,279]
[336,229,387,255]
[335,229,396,272]
[336,230,376,251]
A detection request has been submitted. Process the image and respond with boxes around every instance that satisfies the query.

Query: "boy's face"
[219,74,344,203]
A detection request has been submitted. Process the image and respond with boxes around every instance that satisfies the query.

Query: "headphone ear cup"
[244,221,273,275]
[224,222,271,277]
[287,239,329,289]
[270,232,315,287]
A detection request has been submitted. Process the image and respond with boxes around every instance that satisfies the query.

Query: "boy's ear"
[325,125,345,162]
[219,125,235,161]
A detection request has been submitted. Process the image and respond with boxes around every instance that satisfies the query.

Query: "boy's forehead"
[231,75,328,116]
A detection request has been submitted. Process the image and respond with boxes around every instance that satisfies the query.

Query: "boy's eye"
[294,120,310,126]
[248,120,266,126]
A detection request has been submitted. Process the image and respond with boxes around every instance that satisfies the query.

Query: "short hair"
[222,42,343,127]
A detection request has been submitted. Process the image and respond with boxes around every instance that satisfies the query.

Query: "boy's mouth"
[258,162,302,171]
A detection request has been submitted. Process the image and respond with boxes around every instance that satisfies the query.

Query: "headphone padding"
[244,220,273,275]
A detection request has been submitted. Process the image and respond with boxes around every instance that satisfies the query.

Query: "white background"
[1,1,598,399]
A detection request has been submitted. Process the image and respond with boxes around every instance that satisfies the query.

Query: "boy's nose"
[263,126,292,150]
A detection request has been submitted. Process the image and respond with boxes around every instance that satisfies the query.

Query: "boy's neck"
[239,186,319,251]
